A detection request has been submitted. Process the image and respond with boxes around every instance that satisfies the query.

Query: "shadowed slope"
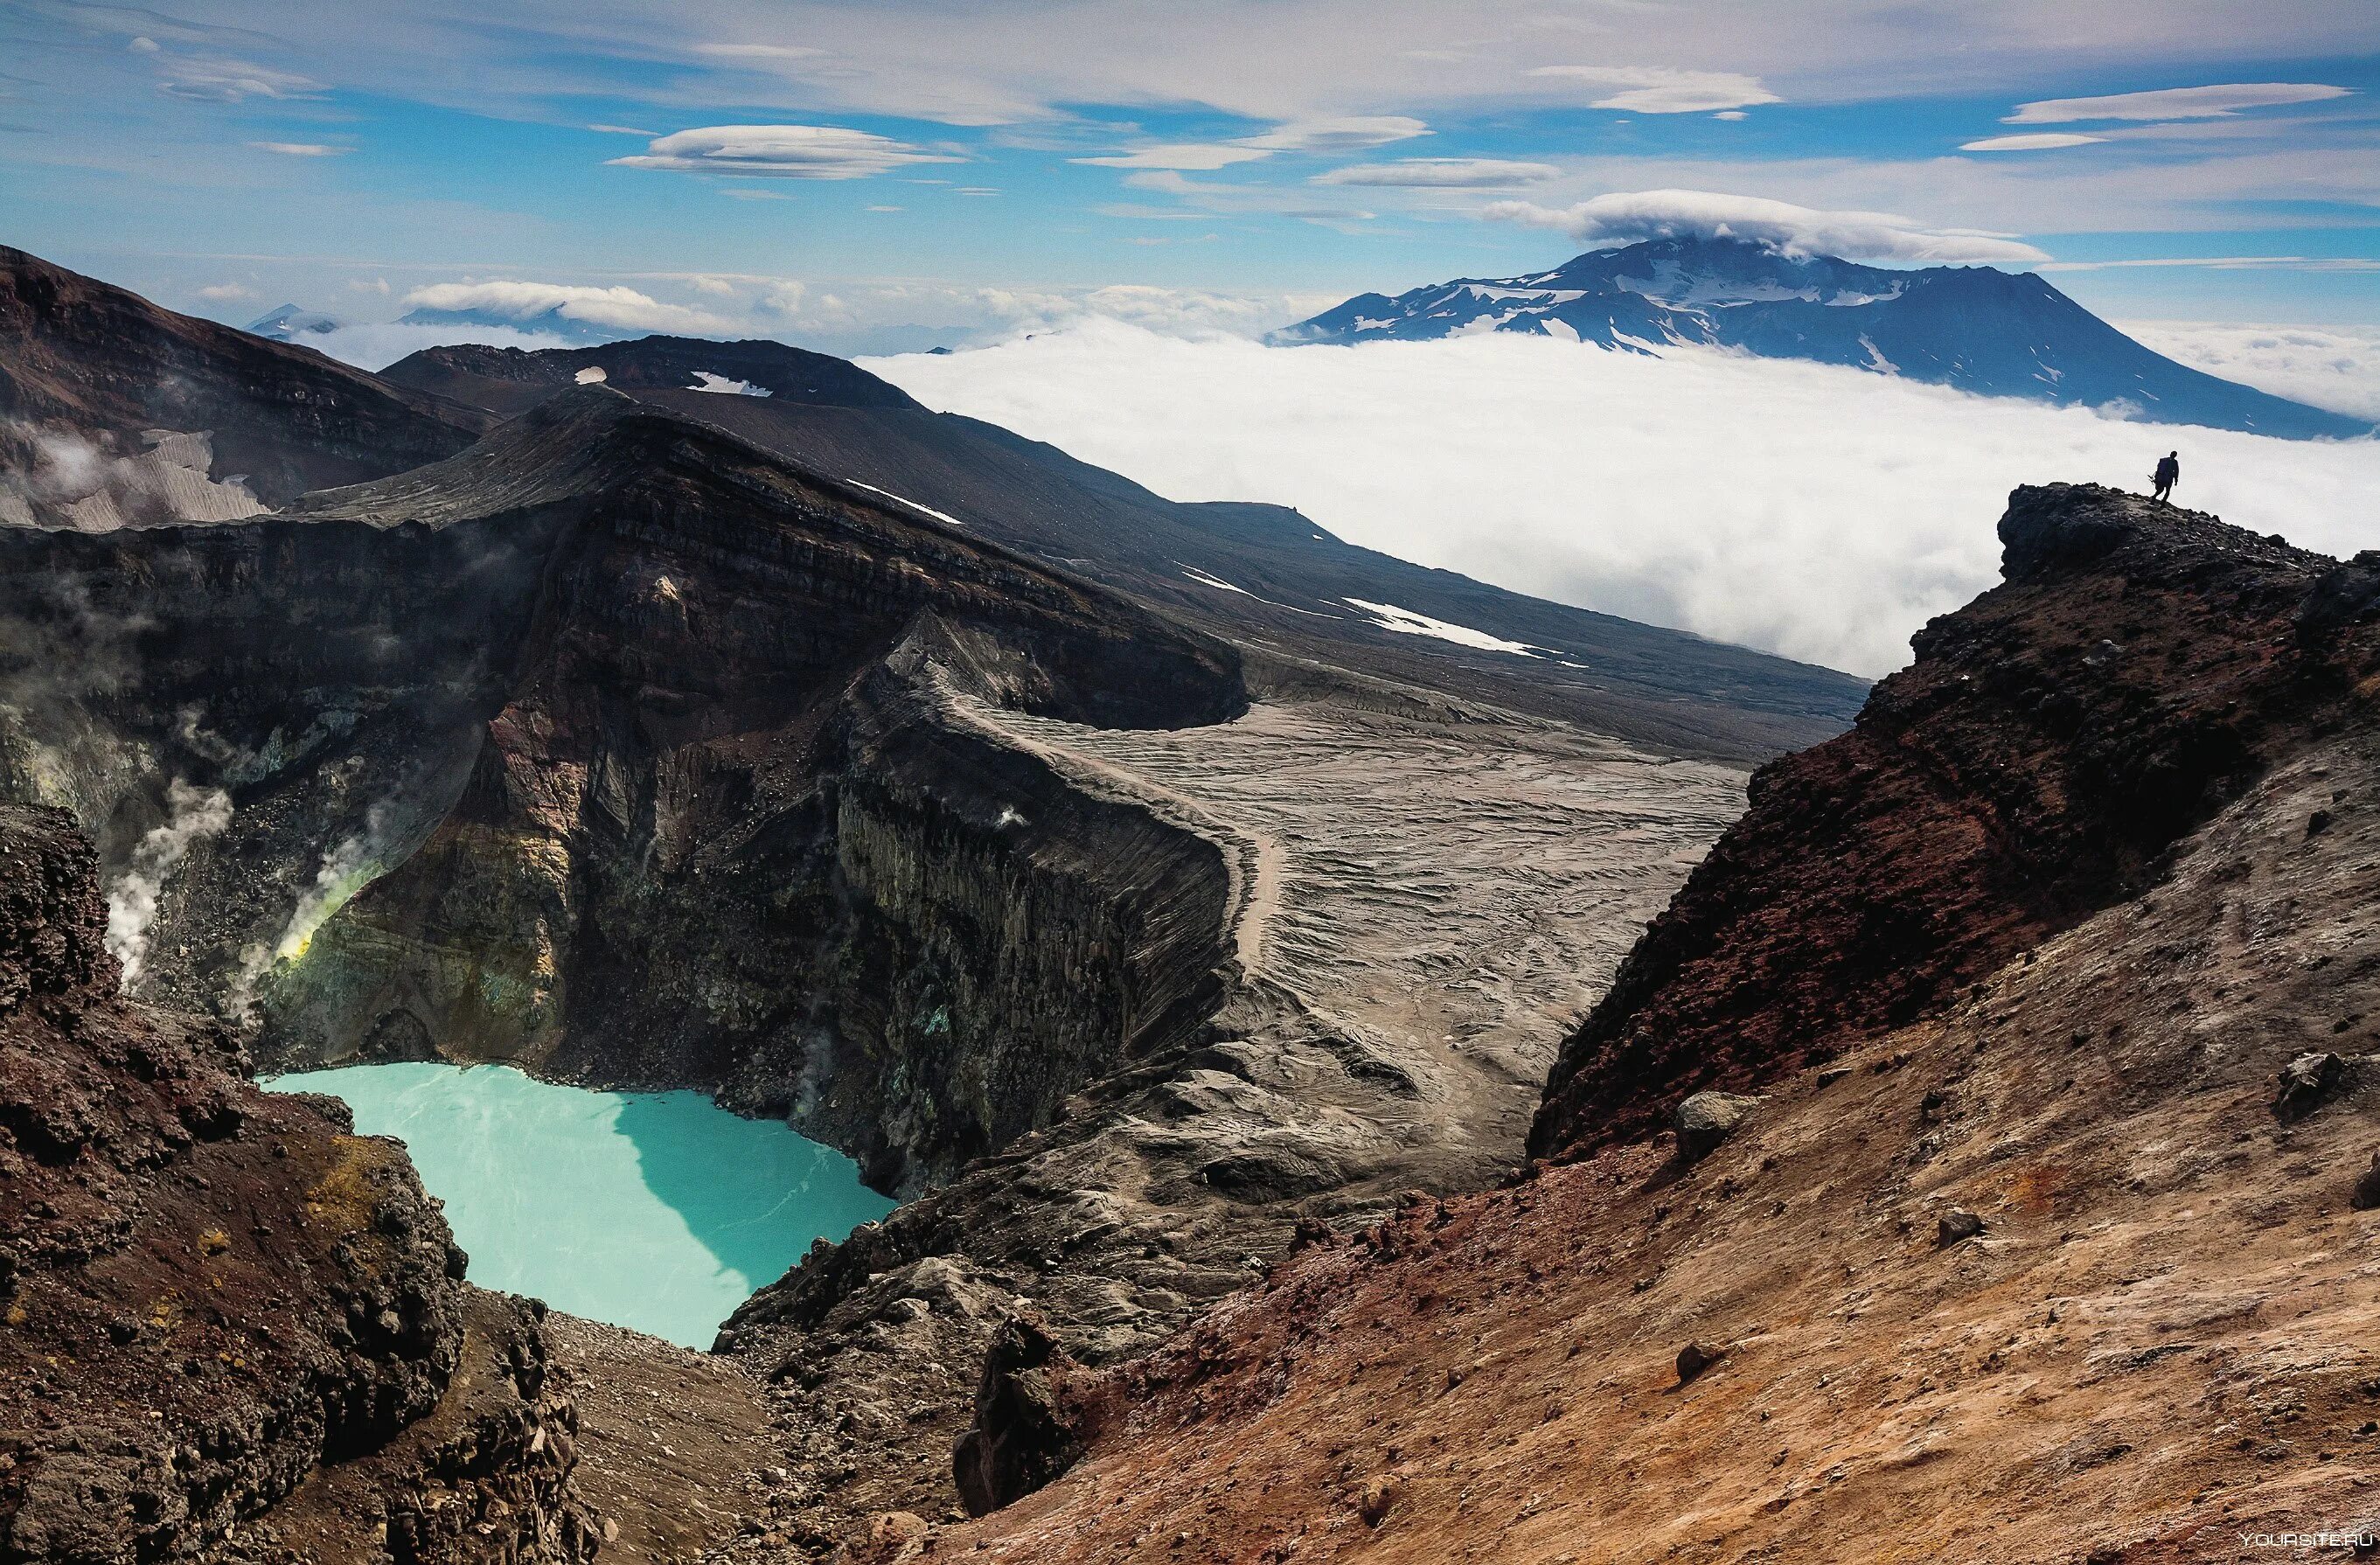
[0,244,487,527]
[386,337,1869,762]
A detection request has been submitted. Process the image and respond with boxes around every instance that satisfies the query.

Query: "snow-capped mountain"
[243,303,341,340]
[1273,237,2370,441]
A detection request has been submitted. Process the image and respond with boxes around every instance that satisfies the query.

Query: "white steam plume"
[274,814,385,964]
[225,803,393,1024]
[866,323,2380,676]
[104,779,233,985]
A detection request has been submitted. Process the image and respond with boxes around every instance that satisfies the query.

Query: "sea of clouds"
[2121,322,2380,426]
[866,323,2380,676]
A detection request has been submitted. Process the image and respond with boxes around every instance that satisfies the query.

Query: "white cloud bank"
[1485,189,2049,264]
[866,323,2380,677]
[291,321,581,371]
[2122,321,2380,423]
[399,280,730,334]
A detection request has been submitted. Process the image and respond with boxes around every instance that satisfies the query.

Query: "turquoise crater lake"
[263,1063,894,1348]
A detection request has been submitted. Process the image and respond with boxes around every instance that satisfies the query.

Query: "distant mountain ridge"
[383,333,1868,758]
[1275,236,2372,441]
[244,302,340,340]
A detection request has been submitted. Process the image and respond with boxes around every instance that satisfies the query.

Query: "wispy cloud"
[1530,66,1781,115]
[692,42,824,62]
[2040,256,2380,272]
[196,282,253,300]
[608,124,963,179]
[1075,115,1429,175]
[1312,157,1559,188]
[2007,83,2349,124]
[247,140,349,156]
[1233,115,1431,152]
[1117,169,1376,227]
[153,55,324,102]
[1959,133,2105,152]
[1075,143,1276,170]
[1486,189,2049,264]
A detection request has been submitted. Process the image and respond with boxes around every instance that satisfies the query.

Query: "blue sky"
[3,1,2377,351]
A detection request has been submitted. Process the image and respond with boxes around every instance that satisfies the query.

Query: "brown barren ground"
[948,732,2380,1562]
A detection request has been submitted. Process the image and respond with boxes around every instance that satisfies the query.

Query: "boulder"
[950,1313,1091,1517]
[1357,1472,1408,1526]
[838,1511,930,1565]
[1676,1341,1731,1383]
[1938,1209,1986,1246]
[2351,1151,2380,1212]
[2273,1052,2345,1120]
[1674,1091,1764,1164]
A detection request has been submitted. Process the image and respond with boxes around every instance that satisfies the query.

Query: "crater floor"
[696,682,1751,1553]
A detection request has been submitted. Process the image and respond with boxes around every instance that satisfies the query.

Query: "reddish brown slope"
[1534,483,2350,1158]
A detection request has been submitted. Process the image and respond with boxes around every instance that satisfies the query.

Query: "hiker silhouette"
[2152,451,2180,505]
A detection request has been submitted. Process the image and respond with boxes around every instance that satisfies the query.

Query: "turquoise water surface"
[264,1062,894,1348]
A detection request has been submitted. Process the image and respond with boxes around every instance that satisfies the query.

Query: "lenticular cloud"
[866,323,2380,677]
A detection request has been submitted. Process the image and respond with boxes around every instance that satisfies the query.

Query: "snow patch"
[1344,599,1540,656]
[574,366,608,385]
[689,372,771,396]
[846,479,963,527]
[1180,565,1250,595]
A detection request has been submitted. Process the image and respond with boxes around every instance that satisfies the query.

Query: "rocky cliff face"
[0,381,1245,1194]
[253,391,1244,1192]
[1534,483,2355,1158]
[0,804,592,1563]
[917,486,2380,1565]
[0,246,485,530]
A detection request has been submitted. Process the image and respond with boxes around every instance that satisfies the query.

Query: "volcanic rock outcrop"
[2,375,1244,1194]
[253,388,1246,1191]
[916,486,2380,1564]
[0,803,593,1563]
[0,246,484,530]
[1535,482,2362,1158]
